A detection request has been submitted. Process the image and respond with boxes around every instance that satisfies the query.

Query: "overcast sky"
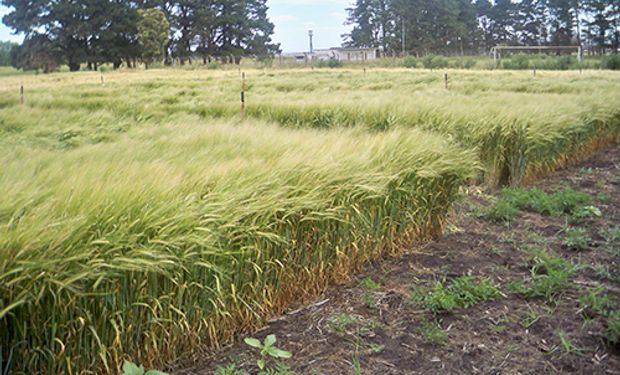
[0,0,353,53]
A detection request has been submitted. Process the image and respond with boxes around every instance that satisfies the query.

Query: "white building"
[311,48,378,62]
[283,47,379,63]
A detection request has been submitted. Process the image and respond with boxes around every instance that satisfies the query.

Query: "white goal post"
[490,45,583,64]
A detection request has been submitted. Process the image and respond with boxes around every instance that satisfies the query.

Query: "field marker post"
[444,73,448,90]
[101,73,105,85]
[20,84,24,105]
[240,72,246,119]
[533,68,536,77]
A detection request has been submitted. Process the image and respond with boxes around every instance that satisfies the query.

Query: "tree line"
[344,0,620,56]
[1,0,279,72]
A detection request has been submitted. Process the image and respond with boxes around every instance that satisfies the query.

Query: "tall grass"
[0,119,475,373]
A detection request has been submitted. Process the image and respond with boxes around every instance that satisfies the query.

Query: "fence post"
[241,72,245,119]
[444,73,448,90]
[20,85,24,106]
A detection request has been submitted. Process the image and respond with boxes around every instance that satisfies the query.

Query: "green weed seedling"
[562,227,591,251]
[214,364,245,375]
[326,313,377,339]
[558,332,576,354]
[607,312,620,346]
[327,313,363,335]
[122,361,168,375]
[351,356,362,375]
[485,200,520,224]
[570,205,601,224]
[510,250,574,303]
[590,264,612,280]
[579,287,613,319]
[244,334,292,372]
[360,277,380,308]
[410,276,500,314]
[597,192,612,204]
[601,226,620,256]
[521,305,541,329]
[498,187,591,217]
[418,319,448,346]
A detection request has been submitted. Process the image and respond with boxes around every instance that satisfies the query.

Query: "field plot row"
[2,69,619,185]
[0,68,619,373]
[1,120,473,373]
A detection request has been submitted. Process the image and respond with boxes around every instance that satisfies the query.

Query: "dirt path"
[174,145,620,375]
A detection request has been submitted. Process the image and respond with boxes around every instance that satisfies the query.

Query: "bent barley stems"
[1,68,619,373]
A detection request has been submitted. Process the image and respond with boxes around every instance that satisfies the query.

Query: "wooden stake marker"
[241,72,246,119]
[444,73,448,90]
[20,85,24,106]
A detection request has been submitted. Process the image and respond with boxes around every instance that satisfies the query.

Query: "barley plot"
[0,68,618,373]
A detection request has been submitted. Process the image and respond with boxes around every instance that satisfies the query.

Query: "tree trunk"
[68,61,80,72]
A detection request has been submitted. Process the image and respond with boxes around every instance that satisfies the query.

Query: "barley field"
[1,67,619,373]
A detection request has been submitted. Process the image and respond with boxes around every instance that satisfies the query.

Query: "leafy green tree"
[10,34,62,72]
[0,41,17,66]
[582,0,620,52]
[137,8,170,68]
[547,0,579,45]
[515,0,548,45]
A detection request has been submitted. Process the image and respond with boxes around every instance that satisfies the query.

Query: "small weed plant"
[360,277,381,307]
[510,250,574,303]
[214,364,245,375]
[122,361,168,375]
[601,226,620,256]
[410,275,500,314]
[486,200,520,224]
[579,287,613,319]
[562,227,591,251]
[487,188,593,224]
[418,319,448,345]
[244,334,292,373]
[607,312,620,346]
[558,332,575,354]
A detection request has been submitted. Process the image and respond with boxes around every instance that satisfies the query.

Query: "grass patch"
[360,277,380,308]
[579,287,614,319]
[601,226,620,256]
[485,200,520,224]
[510,250,574,303]
[562,227,591,251]
[607,312,620,346]
[326,313,376,336]
[502,187,591,216]
[418,319,448,346]
[410,275,501,314]
[486,187,596,225]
